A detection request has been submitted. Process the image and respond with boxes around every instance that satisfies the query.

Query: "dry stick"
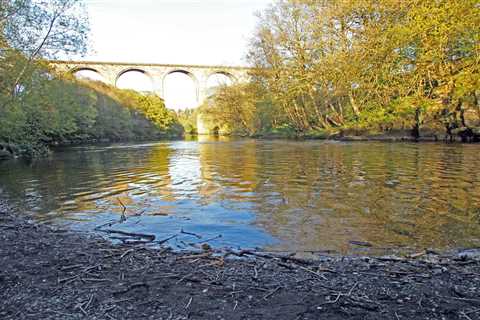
[83,265,102,273]
[178,252,212,260]
[299,266,328,280]
[157,234,178,245]
[82,278,111,282]
[325,282,359,305]
[460,312,473,320]
[196,234,222,244]
[347,282,359,296]
[120,249,135,259]
[84,294,95,310]
[96,229,156,241]
[442,296,480,303]
[176,273,194,284]
[185,297,193,309]
[60,264,83,271]
[117,198,127,222]
[94,219,124,231]
[227,249,325,281]
[58,274,81,284]
[465,308,480,315]
[110,298,135,304]
[75,301,88,316]
[94,198,133,232]
[105,314,117,320]
[180,228,202,239]
[262,286,282,300]
[58,264,102,284]
[240,249,314,265]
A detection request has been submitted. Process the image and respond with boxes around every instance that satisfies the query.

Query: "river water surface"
[1,138,479,255]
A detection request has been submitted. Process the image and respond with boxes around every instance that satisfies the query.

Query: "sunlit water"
[1,137,479,255]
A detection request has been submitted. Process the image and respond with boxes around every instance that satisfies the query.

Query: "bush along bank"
[0,64,183,159]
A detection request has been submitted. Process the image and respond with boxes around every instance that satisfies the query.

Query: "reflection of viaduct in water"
[50,60,252,134]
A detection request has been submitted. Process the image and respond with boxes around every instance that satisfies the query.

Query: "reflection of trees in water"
[1,141,479,252]
[194,141,480,253]
[0,144,175,220]
[197,139,259,206]
[90,144,175,217]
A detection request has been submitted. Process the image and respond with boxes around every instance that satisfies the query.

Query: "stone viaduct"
[50,60,252,134]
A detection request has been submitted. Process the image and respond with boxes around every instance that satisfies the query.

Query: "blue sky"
[83,0,272,66]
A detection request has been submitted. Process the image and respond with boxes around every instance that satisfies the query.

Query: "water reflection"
[0,139,479,254]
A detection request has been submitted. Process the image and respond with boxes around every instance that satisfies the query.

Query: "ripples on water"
[1,137,479,254]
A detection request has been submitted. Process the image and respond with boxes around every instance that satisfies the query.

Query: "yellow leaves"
[246,0,480,132]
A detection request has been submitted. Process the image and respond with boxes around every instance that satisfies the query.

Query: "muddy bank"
[1,206,480,320]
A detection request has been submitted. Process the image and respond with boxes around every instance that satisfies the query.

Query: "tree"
[200,83,273,135]
[1,0,89,102]
[245,0,480,138]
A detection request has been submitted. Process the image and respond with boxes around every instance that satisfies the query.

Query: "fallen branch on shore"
[96,229,156,241]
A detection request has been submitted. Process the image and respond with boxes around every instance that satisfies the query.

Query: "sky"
[83,0,271,66]
[77,0,271,109]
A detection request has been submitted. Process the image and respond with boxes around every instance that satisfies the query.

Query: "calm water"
[1,137,479,255]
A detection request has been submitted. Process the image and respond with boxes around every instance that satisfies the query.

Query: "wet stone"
[457,248,480,261]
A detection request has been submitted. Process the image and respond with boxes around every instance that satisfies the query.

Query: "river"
[1,137,479,255]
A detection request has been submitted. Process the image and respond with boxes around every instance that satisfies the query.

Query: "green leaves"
[245,0,480,137]
[0,56,181,157]
[3,0,90,59]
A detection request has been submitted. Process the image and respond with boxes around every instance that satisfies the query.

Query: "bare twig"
[157,234,178,245]
[117,198,127,222]
[263,286,282,300]
[196,234,222,244]
[96,229,155,241]
[181,228,202,239]
[84,294,94,310]
[298,266,328,280]
[120,249,135,259]
[460,311,473,320]
[185,297,193,309]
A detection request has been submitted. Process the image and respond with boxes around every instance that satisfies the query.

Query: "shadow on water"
[0,138,479,254]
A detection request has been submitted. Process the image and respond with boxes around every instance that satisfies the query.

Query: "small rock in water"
[456,248,480,261]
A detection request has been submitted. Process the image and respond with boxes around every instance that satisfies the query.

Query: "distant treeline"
[200,0,480,141]
[0,0,181,158]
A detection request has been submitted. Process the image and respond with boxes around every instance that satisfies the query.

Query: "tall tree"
[1,0,89,102]
[246,0,480,136]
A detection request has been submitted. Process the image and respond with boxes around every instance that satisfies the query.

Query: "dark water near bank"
[1,137,479,254]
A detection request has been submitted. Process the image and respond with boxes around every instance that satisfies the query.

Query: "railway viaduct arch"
[50,60,252,134]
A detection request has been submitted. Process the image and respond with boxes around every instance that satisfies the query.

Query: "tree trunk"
[411,107,421,141]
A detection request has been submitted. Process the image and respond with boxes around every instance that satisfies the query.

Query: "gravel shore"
[1,202,479,320]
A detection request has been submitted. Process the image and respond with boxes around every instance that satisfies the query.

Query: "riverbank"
[1,201,479,320]
[255,127,480,143]
[2,128,479,161]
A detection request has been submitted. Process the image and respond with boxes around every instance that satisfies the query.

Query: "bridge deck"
[51,60,253,70]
